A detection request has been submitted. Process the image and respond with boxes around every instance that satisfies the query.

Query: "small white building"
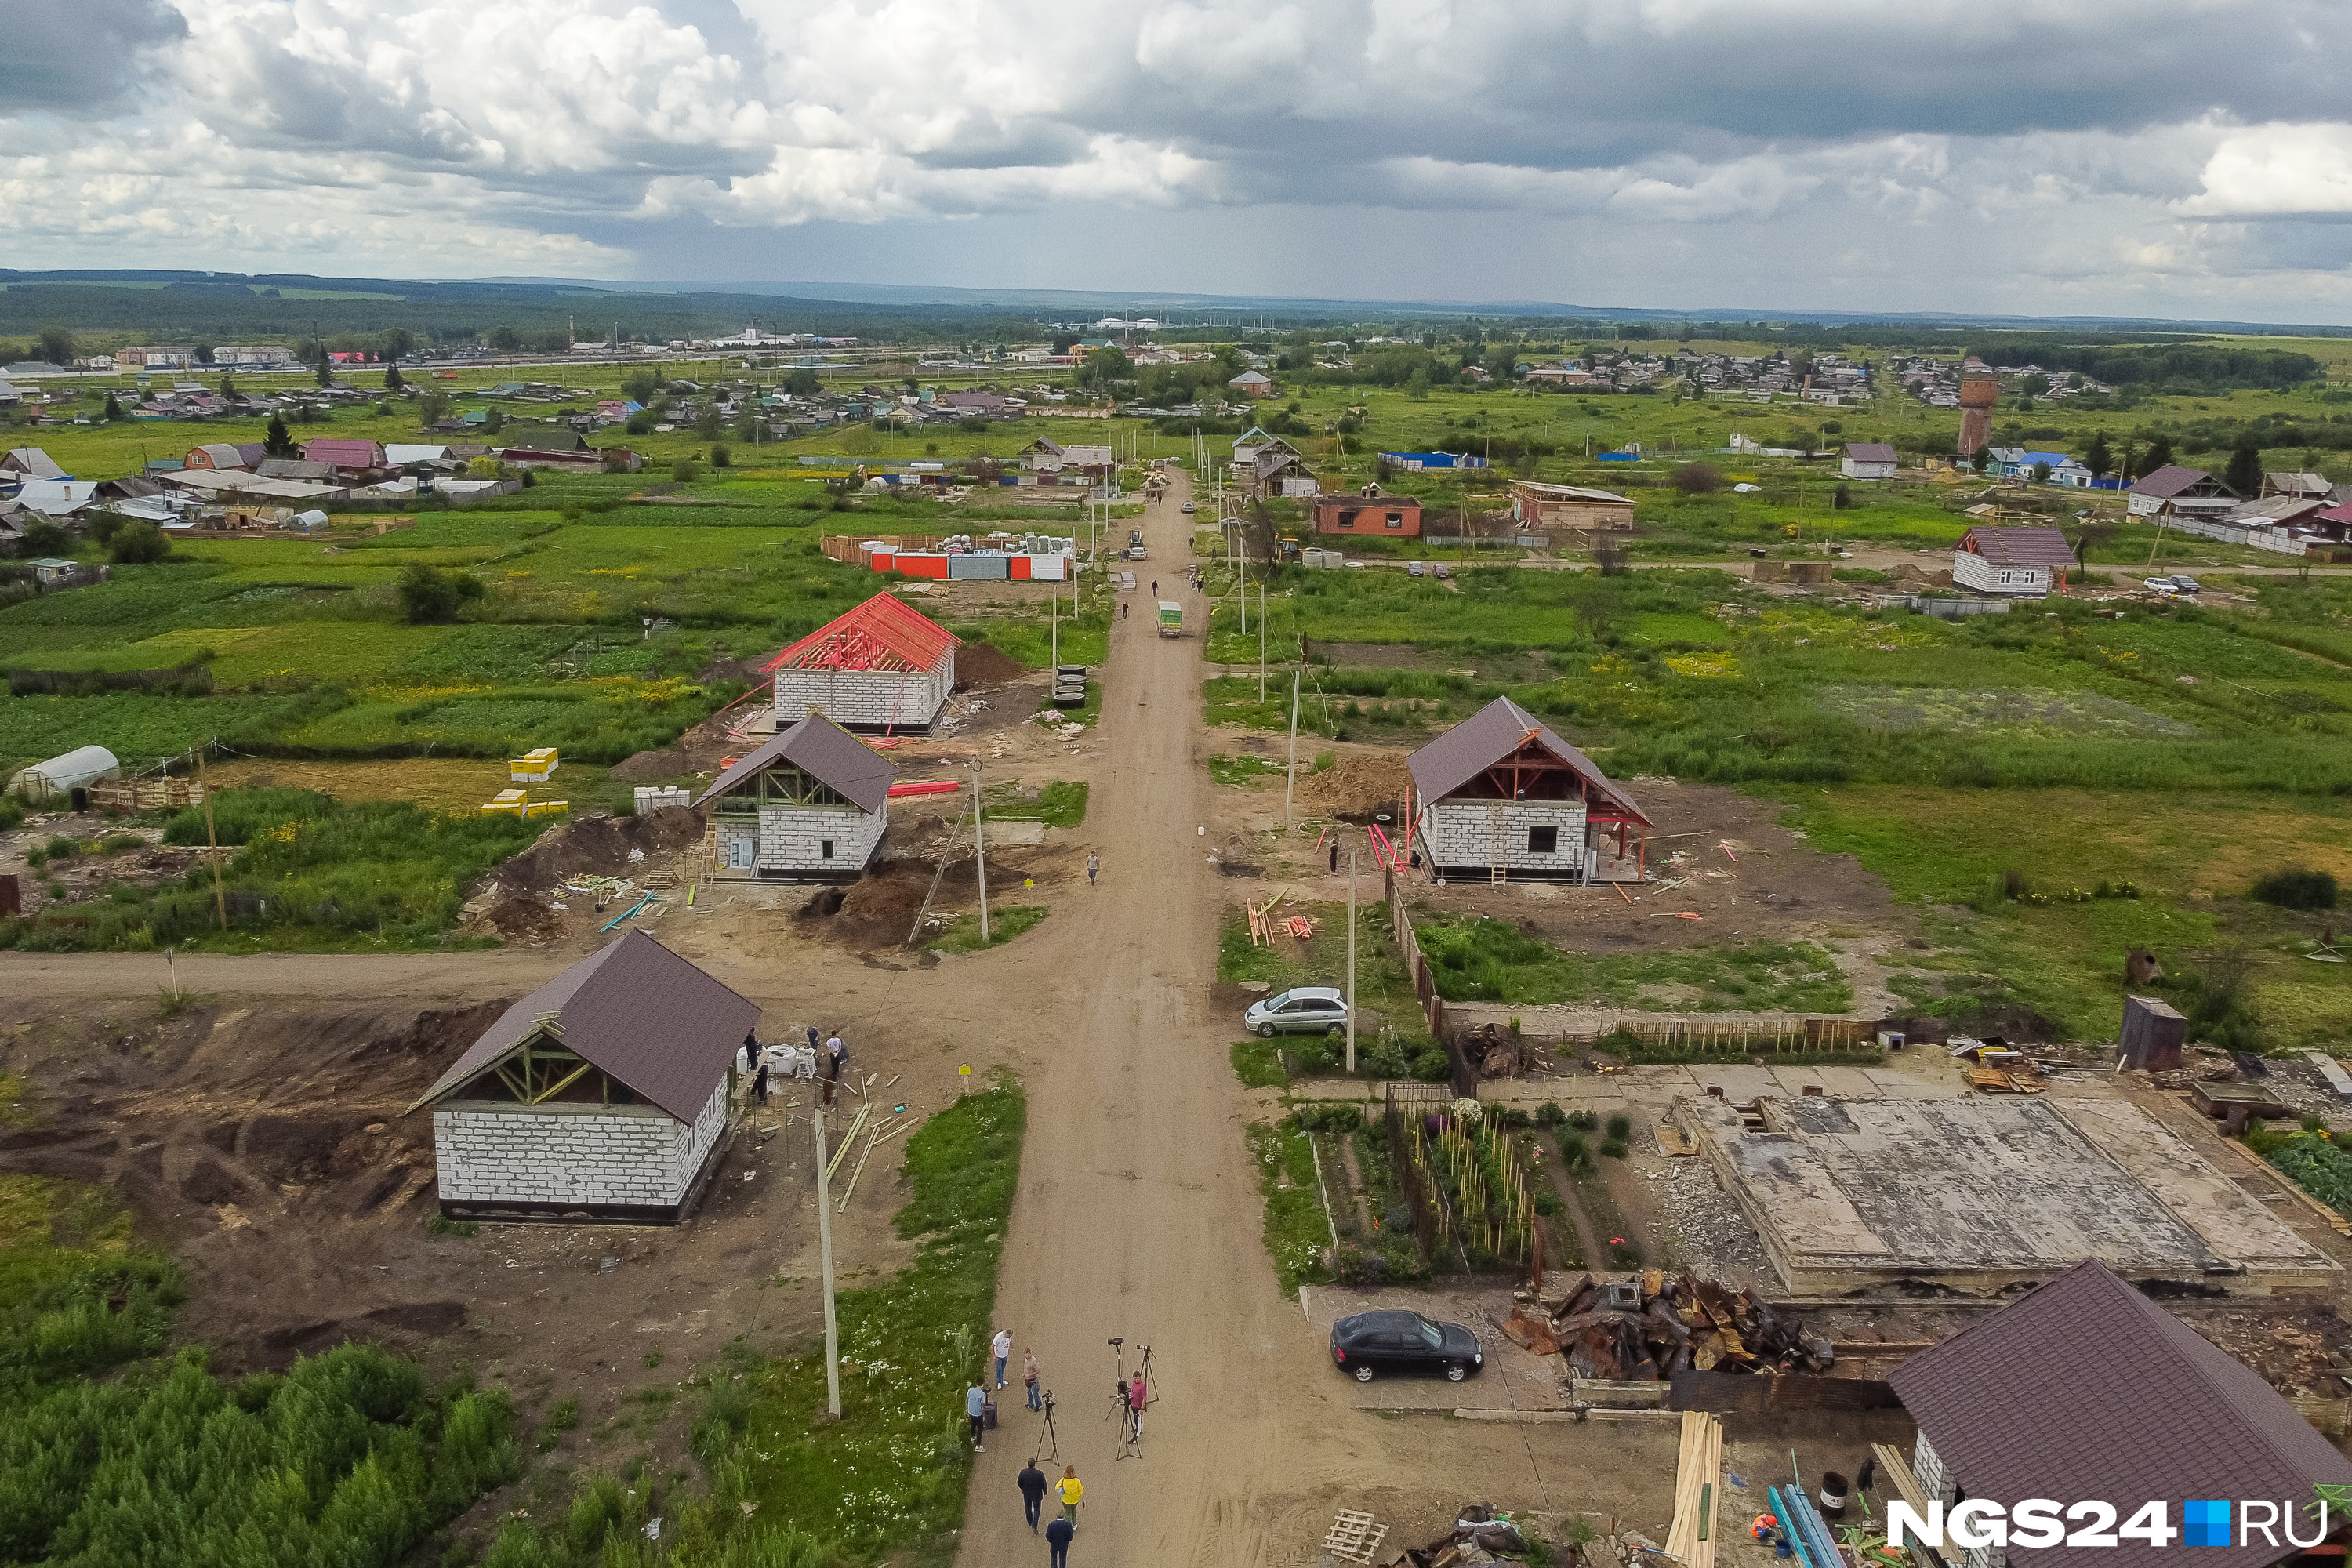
[1838,441,1898,480]
[766,591,958,733]
[412,931,757,1224]
[1407,696,1651,884]
[7,744,122,803]
[1952,524,2076,597]
[693,713,896,883]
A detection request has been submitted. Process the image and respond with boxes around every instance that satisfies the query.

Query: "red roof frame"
[762,591,960,675]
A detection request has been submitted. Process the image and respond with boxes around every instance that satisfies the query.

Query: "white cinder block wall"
[1419,800,1588,873]
[774,659,953,726]
[1951,554,2047,595]
[434,1080,730,1214]
[756,802,884,872]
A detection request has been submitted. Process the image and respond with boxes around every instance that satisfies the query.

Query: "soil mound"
[829,869,932,946]
[955,642,1024,689]
[609,748,694,782]
[1882,563,1955,589]
[490,807,705,895]
[695,656,767,686]
[1295,750,1414,820]
[484,898,562,941]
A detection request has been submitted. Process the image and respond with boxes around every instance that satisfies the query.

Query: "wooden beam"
[530,1060,597,1105]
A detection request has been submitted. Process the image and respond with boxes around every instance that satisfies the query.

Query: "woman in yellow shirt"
[1056,1466,1083,1529]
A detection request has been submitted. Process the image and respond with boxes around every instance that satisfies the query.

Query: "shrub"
[1557,1131,1591,1171]
[1567,1109,1598,1131]
[1410,1046,1452,1082]
[673,458,701,484]
[2252,867,2339,910]
[397,563,485,624]
[1604,1112,1632,1141]
[1670,462,1724,495]
[1599,1137,1630,1160]
[1535,1102,1566,1127]
[710,444,731,468]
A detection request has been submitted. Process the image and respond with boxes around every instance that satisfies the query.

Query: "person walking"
[1022,1349,1041,1410]
[1329,839,1339,873]
[1018,1459,1048,1531]
[992,1327,1012,1390]
[1120,601,1128,620]
[826,1032,848,1077]
[1055,1466,1083,1530]
[967,1383,989,1452]
[1126,1370,1148,1443]
[1046,1513,1073,1567]
[752,1061,769,1105]
[1086,851,1099,887]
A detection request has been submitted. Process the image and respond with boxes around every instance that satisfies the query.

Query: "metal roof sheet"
[2129,463,2213,499]
[693,713,896,815]
[1960,524,2078,568]
[1843,442,1897,463]
[764,591,958,675]
[1406,695,1649,824]
[1889,1261,2352,1568]
[415,931,758,1122]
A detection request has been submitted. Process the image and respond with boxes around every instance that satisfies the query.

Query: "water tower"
[1957,368,1998,457]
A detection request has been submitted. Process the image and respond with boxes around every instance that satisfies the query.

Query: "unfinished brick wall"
[1420,799,1588,876]
[773,659,953,728]
[754,802,884,875]
[432,1079,729,1212]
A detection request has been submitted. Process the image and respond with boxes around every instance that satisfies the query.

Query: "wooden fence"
[1385,869,1478,1096]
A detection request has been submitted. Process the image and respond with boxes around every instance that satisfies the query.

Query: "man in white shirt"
[992,1327,1013,1388]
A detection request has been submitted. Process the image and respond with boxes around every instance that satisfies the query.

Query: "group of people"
[743,1025,849,1106]
[966,1325,1148,1567]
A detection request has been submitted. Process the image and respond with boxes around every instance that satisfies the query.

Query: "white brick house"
[1407,695,1651,884]
[1951,524,2076,597]
[766,590,958,734]
[693,713,895,883]
[410,931,759,1224]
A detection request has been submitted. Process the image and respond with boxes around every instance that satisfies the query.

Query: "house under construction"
[764,591,959,734]
[1407,695,1650,884]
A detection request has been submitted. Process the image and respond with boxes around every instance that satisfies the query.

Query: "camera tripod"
[1032,1388,1059,1464]
[1105,1338,1157,1458]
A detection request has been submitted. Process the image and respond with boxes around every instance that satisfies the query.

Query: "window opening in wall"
[1527,825,1559,855]
[821,840,835,858]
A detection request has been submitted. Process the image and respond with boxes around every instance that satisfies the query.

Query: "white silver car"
[1244,985,1348,1038]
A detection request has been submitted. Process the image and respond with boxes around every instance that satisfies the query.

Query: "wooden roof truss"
[453,1015,643,1109]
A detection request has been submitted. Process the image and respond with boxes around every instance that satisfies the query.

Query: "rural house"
[1887,1261,2352,1568]
[1227,369,1274,397]
[691,713,895,880]
[185,441,262,470]
[2265,470,2333,501]
[2128,463,2239,520]
[1952,524,2075,597]
[1839,442,1898,480]
[0,447,67,480]
[1312,483,1423,537]
[1507,481,1635,532]
[297,437,387,477]
[1408,695,1651,884]
[765,590,959,733]
[412,931,757,1224]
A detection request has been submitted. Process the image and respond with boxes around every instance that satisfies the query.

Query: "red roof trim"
[763,591,960,674]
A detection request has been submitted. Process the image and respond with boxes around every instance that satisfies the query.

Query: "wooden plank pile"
[1244,892,1284,946]
[1664,1412,1723,1568]
[1523,1271,1834,1381]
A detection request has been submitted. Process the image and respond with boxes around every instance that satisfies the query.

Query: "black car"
[1329,1310,1484,1383]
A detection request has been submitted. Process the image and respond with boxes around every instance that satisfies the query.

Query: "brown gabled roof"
[1961,524,2077,569]
[693,713,895,815]
[2129,463,2216,499]
[1844,442,1897,463]
[1889,1261,2352,1568]
[414,931,758,1121]
[1406,695,1649,824]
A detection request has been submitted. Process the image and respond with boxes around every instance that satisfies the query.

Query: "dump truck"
[1157,601,1184,637]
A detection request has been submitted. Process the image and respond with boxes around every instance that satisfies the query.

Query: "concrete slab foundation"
[1679,1093,2337,1296]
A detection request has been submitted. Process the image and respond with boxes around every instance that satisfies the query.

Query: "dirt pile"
[828,868,934,946]
[489,807,705,895]
[1294,750,1414,819]
[955,642,1025,689]
[695,655,768,686]
[484,898,564,942]
[1882,563,1955,589]
[608,749,694,782]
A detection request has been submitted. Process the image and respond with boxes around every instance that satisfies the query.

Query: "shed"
[691,713,895,882]
[1839,442,1898,480]
[1313,484,1422,537]
[1508,481,1635,532]
[2119,994,2186,1072]
[7,744,122,804]
[1407,695,1650,884]
[1952,524,2074,597]
[1888,1260,2352,1568]
[763,591,959,733]
[411,931,757,1223]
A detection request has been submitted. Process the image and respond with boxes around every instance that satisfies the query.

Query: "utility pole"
[1284,666,1300,829]
[198,749,226,932]
[1345,848,1358,1074]
[1258,575,1267,704]
[815,1104,842,1418]
[1050,580,1058,670]
[971,759,990,942]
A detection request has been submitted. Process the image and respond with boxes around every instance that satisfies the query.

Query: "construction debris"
[1399,1505,1530,1568]
[1541,1271,1834,1381]
[1323,1510,1389,1566]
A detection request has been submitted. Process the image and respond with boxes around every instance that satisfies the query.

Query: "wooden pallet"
[1323,1510,1388,1566]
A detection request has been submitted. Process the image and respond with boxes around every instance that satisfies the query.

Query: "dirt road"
[953,474,1621,1568]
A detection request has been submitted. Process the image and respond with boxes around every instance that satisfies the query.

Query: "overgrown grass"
[1246,1121,1333,1298]
[1230,1040,1289,1089]
[981,780,1088,828]
[924,904,1047,955]
[0,787,543,952]
[1410,911,1853,1012]
[1207,754,1284,786]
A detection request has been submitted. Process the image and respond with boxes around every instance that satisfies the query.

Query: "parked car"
[1434,562,1451,579]
[1243,985,1348,1038]
[1406,561,1425,577]
[1330,1309,1484,1383]
[2169,575,2201,594]
[2143,577,2182,595]
[1127,546,1148,561]
[1181,501,1196,514]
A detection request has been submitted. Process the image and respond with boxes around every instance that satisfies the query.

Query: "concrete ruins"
[1678,1092,2336,1295]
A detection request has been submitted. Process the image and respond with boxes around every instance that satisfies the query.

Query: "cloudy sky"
[8,0,2352,321]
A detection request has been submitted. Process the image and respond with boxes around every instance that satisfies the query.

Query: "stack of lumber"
[1245,893,1284,946]
[1664,1412,1723,1568]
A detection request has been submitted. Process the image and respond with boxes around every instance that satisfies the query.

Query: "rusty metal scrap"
[1544,1270,1835,1381]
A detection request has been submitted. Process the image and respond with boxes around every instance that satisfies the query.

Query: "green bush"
[107,522,169,564]
[1410,1046,1452,1082]
[2252,867,2339,910]
[1604,1112,1632,1142]
[1535,1102,1566,1127]
[397,563,485,624]
[1599,1137,1630,1160]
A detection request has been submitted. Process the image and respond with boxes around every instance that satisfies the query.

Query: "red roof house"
[299,438,387,475]
[762,591,960,733]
